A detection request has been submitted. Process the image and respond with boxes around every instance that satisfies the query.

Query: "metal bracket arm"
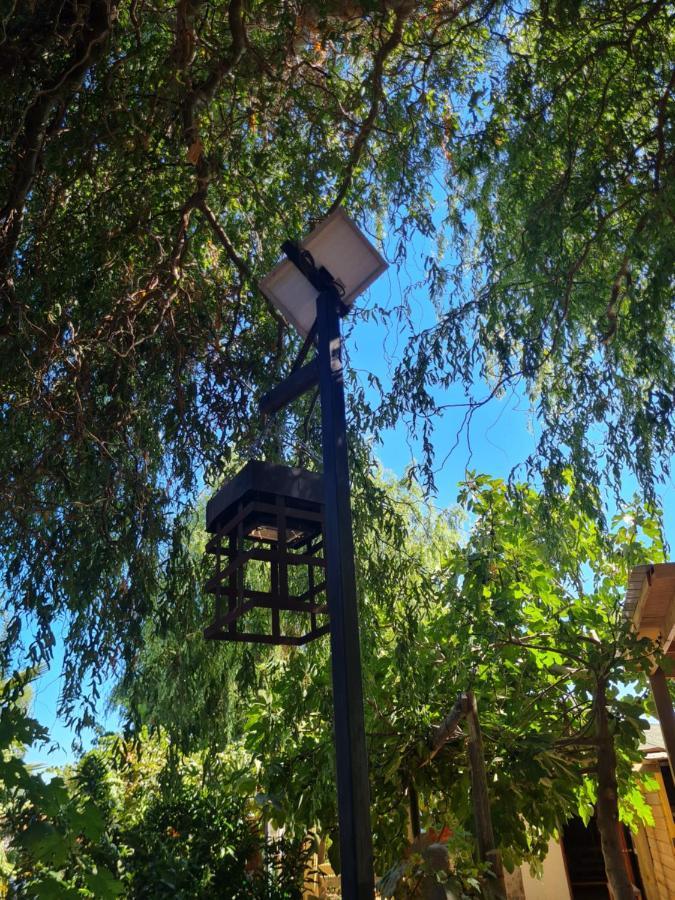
[259,357,319,417]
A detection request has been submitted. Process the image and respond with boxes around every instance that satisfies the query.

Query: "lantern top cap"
[206,460,323,533]
[259,207,387,337]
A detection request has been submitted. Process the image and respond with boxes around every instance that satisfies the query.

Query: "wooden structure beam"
[648,666,675,782]
[624,563,675,779]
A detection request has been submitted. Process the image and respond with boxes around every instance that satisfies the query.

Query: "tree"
[116,471,664,896]
[1,0,673,717]
[1,698,310,898]
[0,670,123,898]
[448,474,662,900]
[384,0,675,501]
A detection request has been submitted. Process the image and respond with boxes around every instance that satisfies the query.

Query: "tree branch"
[0,0,116,274]
[181,0,247,149]
[418,695,465,767]
[329,6,410,212]
[199,201,284,328]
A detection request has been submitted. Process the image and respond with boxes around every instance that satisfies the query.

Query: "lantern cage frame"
[204,460,329,645]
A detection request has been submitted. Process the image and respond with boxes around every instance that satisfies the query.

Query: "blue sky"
[350,220,675,535]
[24,211,675,771]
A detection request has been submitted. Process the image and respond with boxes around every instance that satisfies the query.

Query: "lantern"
[204,460,328,645]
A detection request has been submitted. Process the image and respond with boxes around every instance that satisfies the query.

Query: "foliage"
[447,476,662,864]
[378,829,487,899]
[1,0,673,722]
[2,6,673,887]
[116,473,462,868]
[381,0,675,501]
[2,471,667,894]
[1,670,122,898]
[116,471,665,885]
[1,691,309,898]
[117,774,307,898]
[0,0,486,713]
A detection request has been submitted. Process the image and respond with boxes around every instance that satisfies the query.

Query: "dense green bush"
[116,781,307,898]
[1,694,309,899]
[1,672,122,898]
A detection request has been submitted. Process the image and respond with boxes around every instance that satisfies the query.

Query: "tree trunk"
[462,691,507,900]
[593,677,634,900]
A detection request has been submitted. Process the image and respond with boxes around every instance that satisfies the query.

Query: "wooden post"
[228,526,237,635]
[462,691,507,900]
[649,666,675,781]
[273,495,287,640]
[631,824,659,900]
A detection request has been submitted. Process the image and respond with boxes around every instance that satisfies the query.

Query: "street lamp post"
[260,209,387,898]
[315,284,374,895]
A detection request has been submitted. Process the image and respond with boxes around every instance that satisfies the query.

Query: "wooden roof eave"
[624,563,675,661]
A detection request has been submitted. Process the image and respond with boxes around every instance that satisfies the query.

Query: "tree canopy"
[2,5,674,896]
[2,471,667,896]
[109,473,664,884]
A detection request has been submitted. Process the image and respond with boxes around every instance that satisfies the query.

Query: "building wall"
[519,839,571,900]
[514,763,675,900]
[634,764,675,900]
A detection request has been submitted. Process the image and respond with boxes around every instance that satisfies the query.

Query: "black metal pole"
[316,287,374,898]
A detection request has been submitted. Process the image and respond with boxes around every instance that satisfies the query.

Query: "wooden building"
[509,724,675,900]
[625,563,675,781]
